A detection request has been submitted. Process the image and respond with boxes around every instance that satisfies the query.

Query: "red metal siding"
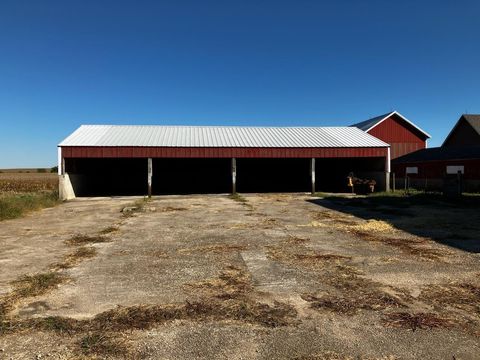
[393,159,480,180]
[367,114,427,159]
[61,146,388,159]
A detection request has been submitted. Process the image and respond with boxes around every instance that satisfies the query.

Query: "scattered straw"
[65,234,109,246]
[178,244,248,254]
[351,220,396,233]
[383,312,454,331]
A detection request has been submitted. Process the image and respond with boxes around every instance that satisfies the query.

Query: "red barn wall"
[61,146,388,159]
[393,159,480,180]
[367,114,427,159]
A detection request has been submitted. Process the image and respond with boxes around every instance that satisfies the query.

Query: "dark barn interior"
[152,158,231,195]
[315,157,385,192]
[65,158,148,196]
[64,156,385,196]
[236,158,311,193]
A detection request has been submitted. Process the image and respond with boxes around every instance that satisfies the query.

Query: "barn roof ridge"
[351,111,431,139]
[76,124,365,129]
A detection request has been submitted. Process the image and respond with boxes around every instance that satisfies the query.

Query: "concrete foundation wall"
[59,174,76,200]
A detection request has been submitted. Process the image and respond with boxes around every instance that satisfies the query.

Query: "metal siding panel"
[62,146,389,159]
[368,115,427,160]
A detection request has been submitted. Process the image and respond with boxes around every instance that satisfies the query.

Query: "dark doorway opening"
[315,157,385,192]
[236,158,310,193]
[152,158,231,194]
[65,158,147,196]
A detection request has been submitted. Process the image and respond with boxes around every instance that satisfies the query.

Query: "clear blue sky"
[1,0,479,168]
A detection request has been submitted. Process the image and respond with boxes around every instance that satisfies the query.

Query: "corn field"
[0,173,58,193]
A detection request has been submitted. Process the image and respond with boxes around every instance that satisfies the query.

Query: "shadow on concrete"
[308,193,480,253]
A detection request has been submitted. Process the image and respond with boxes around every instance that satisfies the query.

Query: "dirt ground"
[0,193,479,359]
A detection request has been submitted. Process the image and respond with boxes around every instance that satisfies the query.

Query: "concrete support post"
[147,158,152,198]
[231,158,237,194]
[310,158,316,195]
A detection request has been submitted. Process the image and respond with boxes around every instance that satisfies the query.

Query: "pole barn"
[58,125,390,199]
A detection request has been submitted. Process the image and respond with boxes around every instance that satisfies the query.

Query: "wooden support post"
[385,147,391,192]
[310,158,316,195]
[231,158,237,194]
[147,158,152,198]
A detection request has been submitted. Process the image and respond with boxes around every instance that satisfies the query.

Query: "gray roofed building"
[443,114,480,147]
[463,115,480,133]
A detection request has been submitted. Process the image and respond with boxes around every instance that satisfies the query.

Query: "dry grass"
[298,220,329,228]
[10,272,66,299]
[159,206,188,212]
[420,283,480,314]
[55,247,97,270]
[0,272,67,322]
[99,226,118,235]
[66,234,110,246]
[267,237,351,270]
[311,211,357,226]
[383,312,454,331]
[302,290,404,315]
[1,231,105,325]
[184,265,253,299]
[121,198,152,217]
[4,299,297,335]
[350,219,396,233]
[295,353,398,360]
[178,243,248,254]
[79,332,130,357]
[1,265,296,356]
[353,231,447,261]
[268,237,408,315]
[294,253,351,262]
[229,193,254,210]
[285,236,310,244]
[148,249,169,258]
[308,212,444,261]
[95,299,296,330]
[229,193,248,203]
[300,263,407,315]
[261,217,278,227]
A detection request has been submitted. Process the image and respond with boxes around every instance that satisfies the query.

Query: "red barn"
[58,125,391,199]
[392,114,480,192]
[352,111,431,159]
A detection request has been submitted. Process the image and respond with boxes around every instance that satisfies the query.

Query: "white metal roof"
[59,125,389,148]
